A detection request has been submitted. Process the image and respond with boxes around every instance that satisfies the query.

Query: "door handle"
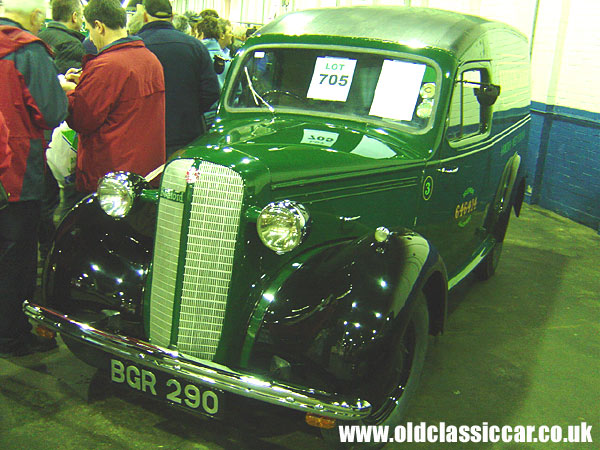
[437,166,459,173]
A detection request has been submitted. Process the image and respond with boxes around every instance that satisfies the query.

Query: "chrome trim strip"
[441,115,531,161]
[23,301,372,420]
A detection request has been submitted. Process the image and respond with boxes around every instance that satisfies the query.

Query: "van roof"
[257,7,522,55]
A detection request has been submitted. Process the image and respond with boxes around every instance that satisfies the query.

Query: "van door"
[418,62,496,282]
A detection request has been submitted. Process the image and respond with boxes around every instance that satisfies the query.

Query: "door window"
[447,67,492,142]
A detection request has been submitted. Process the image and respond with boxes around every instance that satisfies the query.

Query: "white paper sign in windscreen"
[306,57,357,102]
[369,60,426,121]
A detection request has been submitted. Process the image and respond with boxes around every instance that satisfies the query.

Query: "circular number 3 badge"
[422,176,433,201]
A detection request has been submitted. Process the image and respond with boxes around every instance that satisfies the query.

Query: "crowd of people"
[0,0,258,357]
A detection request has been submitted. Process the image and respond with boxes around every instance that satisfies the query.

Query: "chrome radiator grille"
[149,159,244,360]
[149,159,192,349]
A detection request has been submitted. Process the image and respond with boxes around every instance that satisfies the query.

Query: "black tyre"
[476,208,510,281]
[322,292,429,447]
[475,240,503,281]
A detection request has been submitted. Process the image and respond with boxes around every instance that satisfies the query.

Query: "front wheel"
[322,293,429,446]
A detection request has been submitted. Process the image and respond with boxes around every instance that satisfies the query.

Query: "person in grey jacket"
[38,0,85,74]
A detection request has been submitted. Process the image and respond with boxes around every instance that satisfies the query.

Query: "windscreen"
[226,47,439,132]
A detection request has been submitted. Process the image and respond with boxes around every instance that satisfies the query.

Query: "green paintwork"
[244,206,261,221]
[501,130,527,156]
[239,240,345,366]
[139,189,159,202]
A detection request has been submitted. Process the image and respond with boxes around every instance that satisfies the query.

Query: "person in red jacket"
[0,0,69,357]
[0,110,10,180]
[61,0,166,196]
[0,109,10,213]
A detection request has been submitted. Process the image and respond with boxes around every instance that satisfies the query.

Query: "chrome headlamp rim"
[97,171,146,218]
[257,200,310,254]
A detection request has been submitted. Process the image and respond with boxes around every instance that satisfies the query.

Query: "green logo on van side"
[455,187,477,228]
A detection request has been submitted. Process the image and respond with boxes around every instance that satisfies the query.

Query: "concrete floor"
[0,203,598,449]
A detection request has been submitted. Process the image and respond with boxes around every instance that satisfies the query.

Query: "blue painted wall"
[525,102,600,232]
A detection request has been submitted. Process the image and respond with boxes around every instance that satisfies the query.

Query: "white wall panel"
[176,0,226,16]
[427,0,479,15]
[554,0,600,112]
[376,0,409,5]
[478,0,536,37]
[530,1,565,104]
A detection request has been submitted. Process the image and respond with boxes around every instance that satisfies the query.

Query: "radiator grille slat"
[149,160,243,361]
[149,159,193,349]
[177,164,243,360]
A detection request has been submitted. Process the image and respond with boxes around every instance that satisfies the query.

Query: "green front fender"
[241,229,446,406]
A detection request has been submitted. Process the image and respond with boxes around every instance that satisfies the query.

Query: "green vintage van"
[25,6,530,438]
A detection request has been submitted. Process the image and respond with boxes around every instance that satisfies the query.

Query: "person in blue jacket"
[198,16,232,87]
[197,16,233,126]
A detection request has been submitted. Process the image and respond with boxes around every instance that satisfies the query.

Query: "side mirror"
[213,54,226,75]
[475,84,501,106]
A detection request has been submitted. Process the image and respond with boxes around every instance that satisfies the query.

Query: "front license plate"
[109,358,221,417]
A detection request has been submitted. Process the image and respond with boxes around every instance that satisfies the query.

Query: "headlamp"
[257,201,310,254]
[97,172,145,218]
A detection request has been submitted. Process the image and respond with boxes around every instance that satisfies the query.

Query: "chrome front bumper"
[23,301,372,420]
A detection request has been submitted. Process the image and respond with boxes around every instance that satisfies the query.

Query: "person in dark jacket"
[38,0,85,74]
[137,0,220,158]
[0,0,68,357]
[61,0,166,194]
[82,35,98,54]
[38,0,86,264]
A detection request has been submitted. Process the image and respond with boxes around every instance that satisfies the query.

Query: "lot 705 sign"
[307,57,357,101]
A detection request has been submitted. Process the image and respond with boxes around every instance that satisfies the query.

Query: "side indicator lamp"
[374,226,390,242]
[305,413,336,429]
[35,325,56,340]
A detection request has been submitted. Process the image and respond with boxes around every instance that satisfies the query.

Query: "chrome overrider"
[23,301,372,420]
